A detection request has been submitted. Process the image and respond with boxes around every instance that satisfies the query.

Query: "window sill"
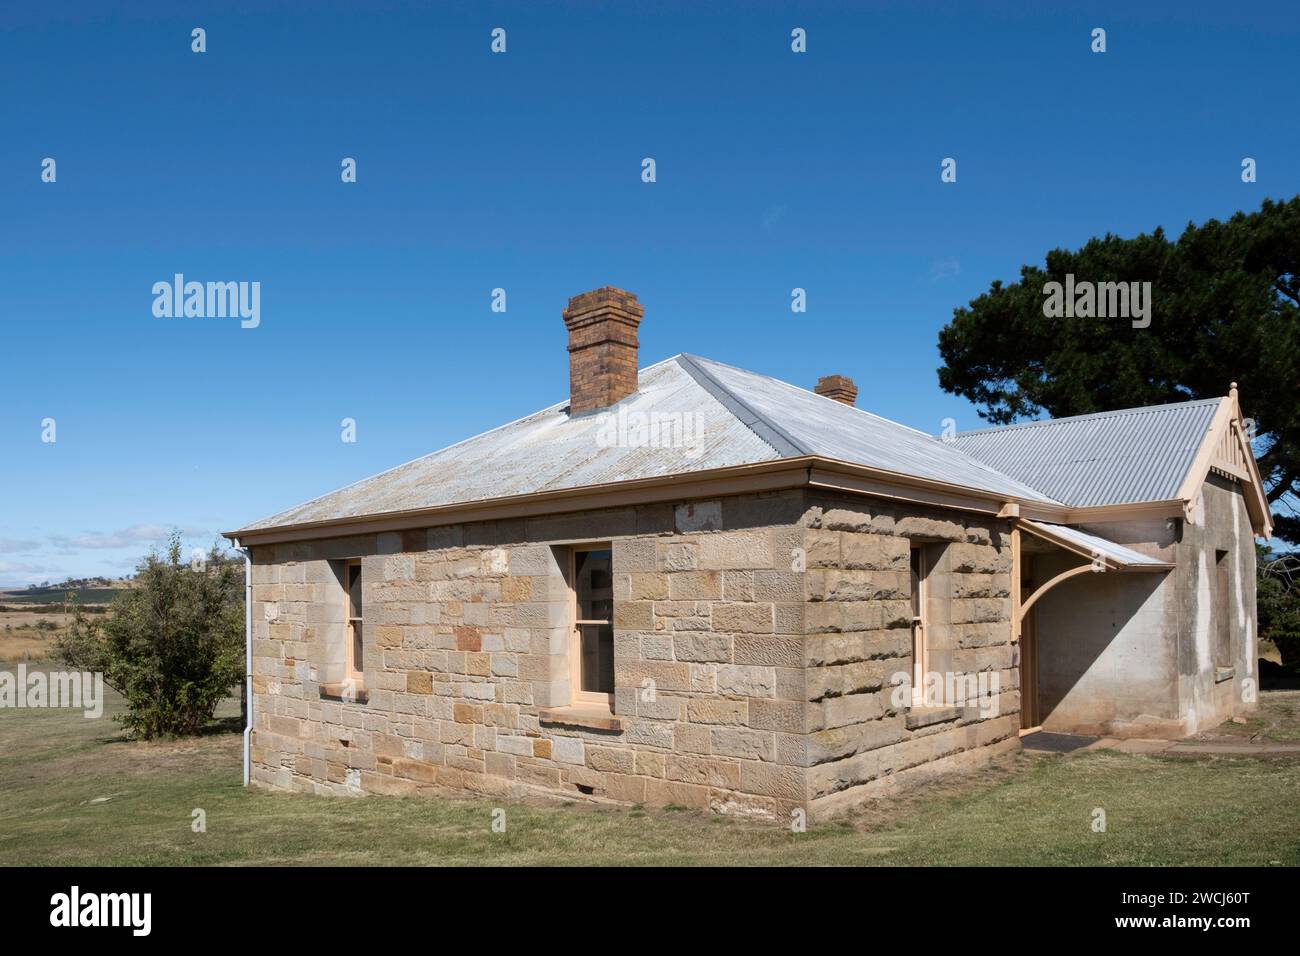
[539,705,623,732]
[320,683,369,704]
[905,705,961,730]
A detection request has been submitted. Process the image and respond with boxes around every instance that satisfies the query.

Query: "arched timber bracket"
[1017,562,1101,624]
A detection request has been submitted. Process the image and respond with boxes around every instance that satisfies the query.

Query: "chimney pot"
[815,374,858,406]
[562,286,644,414]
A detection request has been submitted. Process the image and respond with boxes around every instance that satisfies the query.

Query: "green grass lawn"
[1203,690,1300,742]
[2,664,1298,866]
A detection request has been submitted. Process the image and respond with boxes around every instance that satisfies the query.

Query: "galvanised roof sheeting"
[238,355,1215,534]
[949,399,1221,508]
[241,357,781,531]
[1021,520,1172,569]
[682,356,1058,503]
[239,354,1058,533]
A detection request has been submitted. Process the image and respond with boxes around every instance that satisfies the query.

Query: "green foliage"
[936,195,1300,538]
[57,532,244,739]
[1258,546,1300,673]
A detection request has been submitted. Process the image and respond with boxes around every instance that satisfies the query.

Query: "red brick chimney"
[815,374,858,406]
[562,286,644,414]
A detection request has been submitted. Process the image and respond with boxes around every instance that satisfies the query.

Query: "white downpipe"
[236,542,253,787]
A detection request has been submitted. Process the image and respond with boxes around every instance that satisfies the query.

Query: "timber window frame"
[910,544,930,706]
[345,559,364,685]
[567,543,615,711]
[320,558,368,703]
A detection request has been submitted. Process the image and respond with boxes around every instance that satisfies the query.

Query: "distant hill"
[0,585,127,606]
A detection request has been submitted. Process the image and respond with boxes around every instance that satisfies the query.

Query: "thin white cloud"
[0,560,60,588]
[0,560,53,575]
[929,257,961,282]
[1,525,219,587]
[49,524,176,551]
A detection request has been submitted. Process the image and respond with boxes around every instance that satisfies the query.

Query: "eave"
[1017,518,1175,573]
[224,453,1196,549]
[1174,395,1273,538]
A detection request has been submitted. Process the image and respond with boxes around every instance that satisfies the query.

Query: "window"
[320,558,368,704]
[910,545,929,705]
[346,559,363,683]
[569,545,614,708]
[1213,549,1230,666]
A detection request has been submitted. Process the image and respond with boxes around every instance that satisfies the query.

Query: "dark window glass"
[348,563,362,618]
[575,549,613,622]
[579,622,614,694]
[910,548,922,619]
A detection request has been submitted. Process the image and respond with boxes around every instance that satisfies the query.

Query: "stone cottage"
[225,286,1271,821]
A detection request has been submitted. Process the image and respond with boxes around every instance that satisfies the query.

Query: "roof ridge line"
[685,353,948,440]
[680,354,1063,501]
[675,354,807,458]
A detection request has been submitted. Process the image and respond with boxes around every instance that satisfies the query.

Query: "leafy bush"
[57,533,245,738]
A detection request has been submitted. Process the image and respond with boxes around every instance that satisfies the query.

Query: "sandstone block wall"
[800,493,1021,819]
[246,488,1022,821]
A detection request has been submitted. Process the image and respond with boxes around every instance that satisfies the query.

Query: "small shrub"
[57,532,244,738]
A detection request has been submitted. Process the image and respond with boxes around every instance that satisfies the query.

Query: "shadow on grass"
[93,710,243,745]
[198,714,244,738]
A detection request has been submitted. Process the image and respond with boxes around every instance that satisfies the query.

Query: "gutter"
[223,455,1065,547]
[222,453,1193,552]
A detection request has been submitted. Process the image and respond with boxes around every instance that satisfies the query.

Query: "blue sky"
[1,1,1296,586]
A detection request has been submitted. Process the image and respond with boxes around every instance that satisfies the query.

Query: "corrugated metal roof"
[242,356,1220,534]
[949,399,1221,508]
[238,354,1061,533]
[240,357,779,531]
[682,356,1058,502]
[1021,520,1173,570]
